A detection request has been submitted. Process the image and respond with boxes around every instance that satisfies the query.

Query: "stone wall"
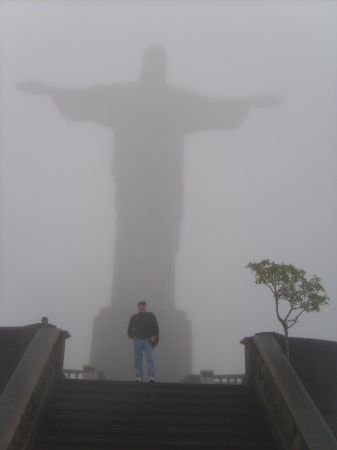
[0,327,37,395]
[256,332,337,410]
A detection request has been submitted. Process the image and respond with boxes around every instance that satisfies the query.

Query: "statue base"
[90,305,192,382]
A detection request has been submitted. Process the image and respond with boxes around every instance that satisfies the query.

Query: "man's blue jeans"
[133,338,155,379]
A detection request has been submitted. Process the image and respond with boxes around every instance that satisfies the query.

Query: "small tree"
[245,259,329,359]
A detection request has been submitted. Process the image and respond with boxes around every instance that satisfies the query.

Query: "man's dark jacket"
[127,312,159,347]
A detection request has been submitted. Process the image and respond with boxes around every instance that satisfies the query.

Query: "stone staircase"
[31,379,279,449]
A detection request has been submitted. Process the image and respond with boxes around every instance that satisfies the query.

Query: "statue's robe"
[50,82,250,308]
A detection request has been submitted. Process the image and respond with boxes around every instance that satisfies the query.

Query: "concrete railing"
[182,373,246,384]
[63,369,83,379]
[214,374,246,384]
[62,367,106,380]
[241,334,337,450]
[0,327,70,450]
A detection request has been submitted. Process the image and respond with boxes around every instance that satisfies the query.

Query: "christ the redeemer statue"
[17,45,283,381]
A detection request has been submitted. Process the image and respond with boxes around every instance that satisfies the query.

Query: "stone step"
[33,427,276,448]
[56,379,246,390]
[51,388,255,401]
[38,416,271,433]
[43,403,265,420]
[54,379,249,395]
[48,380,259,407]
[32,437,278,450]
[34,425,275,439]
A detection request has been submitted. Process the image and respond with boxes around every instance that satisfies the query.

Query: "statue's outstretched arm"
[183,89,285,132]
[16,81,53,95]
[249,94,285,108]
[15,81,119,128]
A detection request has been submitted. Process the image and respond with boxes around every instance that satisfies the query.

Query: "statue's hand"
[16,81,50,95]
[252,94,284,108]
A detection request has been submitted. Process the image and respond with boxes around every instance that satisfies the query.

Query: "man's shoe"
[149,378,155,383]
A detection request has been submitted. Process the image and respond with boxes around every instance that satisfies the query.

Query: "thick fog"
[1,1,336,377]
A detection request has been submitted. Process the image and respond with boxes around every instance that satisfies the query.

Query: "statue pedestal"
[90,306,192,382]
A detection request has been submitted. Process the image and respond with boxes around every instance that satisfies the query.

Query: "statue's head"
[140,45,167,85]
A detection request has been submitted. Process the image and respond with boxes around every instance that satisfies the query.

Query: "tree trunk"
[284,326,290,359]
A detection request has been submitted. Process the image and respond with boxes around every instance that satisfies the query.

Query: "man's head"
[138,300,147,313]
[41,316,48,324]
[140,45,167,85]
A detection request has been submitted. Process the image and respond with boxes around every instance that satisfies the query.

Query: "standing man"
[127,301,159,382]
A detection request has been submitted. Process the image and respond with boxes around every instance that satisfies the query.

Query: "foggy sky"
[1,1,336,376]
